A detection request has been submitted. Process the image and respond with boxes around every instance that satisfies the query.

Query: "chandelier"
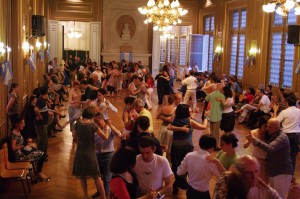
[67,22,82,39]
[138,0,188,32]
[262,0,300,17]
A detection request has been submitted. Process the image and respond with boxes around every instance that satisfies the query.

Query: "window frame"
[203,15,215,72]
[159,26,190,66]
[267,10,296,89]
[228,8,247,79]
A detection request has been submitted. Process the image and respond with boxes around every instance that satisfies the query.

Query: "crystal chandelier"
[262,0,300,17]
[67,22,82,39]
[138,0,188,32]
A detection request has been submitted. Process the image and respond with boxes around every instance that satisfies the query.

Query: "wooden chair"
[0,149,31,199]
[2,143,31,170]
[2,143,37,183]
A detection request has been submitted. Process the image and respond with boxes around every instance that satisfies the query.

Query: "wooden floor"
[1,88,300,199]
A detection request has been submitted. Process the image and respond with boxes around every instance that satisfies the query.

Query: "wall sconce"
[0,42,5,63]
[246,47,260,66]
[0,42,6,54]
[213,46,223,62]
[0,42,12,61]
[36,41,42,50]
[22,42,30,54]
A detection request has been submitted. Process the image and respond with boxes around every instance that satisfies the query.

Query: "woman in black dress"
[72,106,109,199]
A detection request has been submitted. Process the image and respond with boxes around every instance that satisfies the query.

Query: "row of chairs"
[0,143,32,199]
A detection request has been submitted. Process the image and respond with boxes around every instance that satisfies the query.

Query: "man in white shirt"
[134,136,173,198]
[92,67,103,83]
[192,62,199,72]
[177,134,224,199]
[181,70,198,112]
[275,93,300,173]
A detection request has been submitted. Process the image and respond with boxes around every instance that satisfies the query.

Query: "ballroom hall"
[1,0,300,199]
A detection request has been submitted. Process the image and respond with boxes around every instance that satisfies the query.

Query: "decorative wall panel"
[89,22,101,65]
[48,20,59,60]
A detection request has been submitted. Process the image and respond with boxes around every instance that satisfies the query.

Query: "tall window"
[229,9,247,78]
[204,15,214,72]
[160,26,190,66]
[268,9,295,88]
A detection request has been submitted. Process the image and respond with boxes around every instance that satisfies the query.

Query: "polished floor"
[1,88,300,199]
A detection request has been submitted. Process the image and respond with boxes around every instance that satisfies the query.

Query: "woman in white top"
[216,86,235,133]
[243,116,270,183]
[96,88,118,120]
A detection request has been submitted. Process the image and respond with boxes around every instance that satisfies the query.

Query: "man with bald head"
[246,118,293,198]
[214,155,280,199]
[205,83,225,149]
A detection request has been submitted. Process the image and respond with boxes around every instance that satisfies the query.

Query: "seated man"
[213,155,280,199]
[134,136,173,198]
[177,134,225,199]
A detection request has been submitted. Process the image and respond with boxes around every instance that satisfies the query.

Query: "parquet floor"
[1,88,300,199]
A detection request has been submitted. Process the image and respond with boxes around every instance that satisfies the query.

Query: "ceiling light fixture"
[67,22,82,39]
[138,0,188,32]
[262,0,300,17]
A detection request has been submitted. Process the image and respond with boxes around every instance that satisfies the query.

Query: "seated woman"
[235,89,261,123]
[8,116,44,162]
[216,133,239,170]
[236,87,255,107]
[270,90,288,116]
